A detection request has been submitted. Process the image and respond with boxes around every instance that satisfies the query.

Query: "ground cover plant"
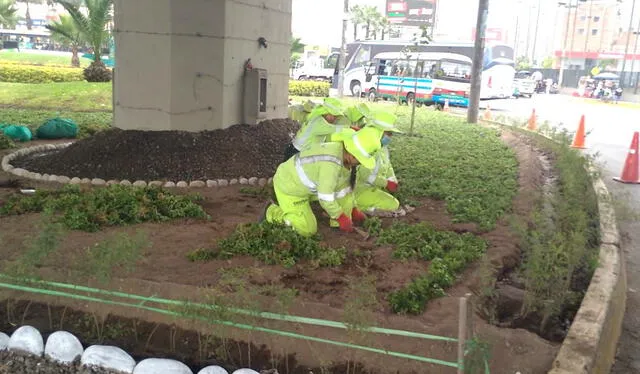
[0,185,208,232]
[0,108,111,138]
[0,50,92,67]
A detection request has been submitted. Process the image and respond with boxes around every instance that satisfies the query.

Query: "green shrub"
[0,134,15,150]
[0,185,209,232]
[288,80,330,97]
[0,64,84,83]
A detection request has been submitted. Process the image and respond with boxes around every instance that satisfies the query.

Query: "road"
[485,94,640,372]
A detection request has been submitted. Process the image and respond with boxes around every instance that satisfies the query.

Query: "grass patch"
[386,109,518,231]
[0,108,111,138]
[80,231,150,284]
[380,222,487,314]
[0,185,209,232]
[0,82,112,111]
[0,50,92,67]
[0,134,16,150]
[189,222,346,268]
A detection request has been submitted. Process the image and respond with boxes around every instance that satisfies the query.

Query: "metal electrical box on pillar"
[243,68,268,125]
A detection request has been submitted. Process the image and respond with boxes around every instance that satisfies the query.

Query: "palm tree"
[54,0,113,82]
[361,5,381,40]
[377,16,392,40]
[0,0,20,29]
[45,14,83,66]
[350,4,365,40]
[16,0,47,30]
[290,36,305,54]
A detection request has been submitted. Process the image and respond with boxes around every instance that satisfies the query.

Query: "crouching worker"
[355,111,403,215]
[283,97,346,162]
[288,100,316,124]
[265,127,383,237]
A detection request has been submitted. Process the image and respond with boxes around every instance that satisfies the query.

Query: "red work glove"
[336,213,354,233]
[351,126,361,131]
[351,208,367,223]
[386,180,398,193]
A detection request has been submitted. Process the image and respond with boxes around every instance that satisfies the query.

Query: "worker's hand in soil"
[336,213,354,233]
[351,208,367,223]
[386,180,398,193]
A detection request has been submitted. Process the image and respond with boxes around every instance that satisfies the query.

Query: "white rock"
[42,174,49,180]
[44,331,83,364]
[31,173,42,180]
[120,180,132,186]
[198,366,229,374]
[248,177,258,185]
[9,326,44,357]
[11,168,27,177]
[189,181,206,188]
[229,179,238,185]
[3,165,13,172]
[44,144,57,151]
[258,178,267,187]
[164,181,176,188]
[81,345,135,374]
[70,177,82,185]
[5,153,16,161]
[91,178,106,186]
[47,175,58,182]
[206,180,218,188]
[25,172,37,179]
[239,178,249,185]
[176,181,188,188]
[148,181,163,187]
[218,179,229,187]
[0,332,9,351]
[133,358,193,374]
[132,180,147,187]
[56,176,70,184]
[267,177,273,185]
[106,180,119,186]
[81,178,92,184]
[231,369,259,374]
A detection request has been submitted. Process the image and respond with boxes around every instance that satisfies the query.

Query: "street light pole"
[621,0,637,85]
[558,1,574,87]
[531,0,542,65]
[468,0,489,124]
[337,0,349,99]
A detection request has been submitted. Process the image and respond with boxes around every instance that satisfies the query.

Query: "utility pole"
[337,0,349,98]
[531,0,542,65]
[525,2,533,61]
[622,0,637,85]
[558,1,574,87]
[633,16,640,94]
[468,0,489,124]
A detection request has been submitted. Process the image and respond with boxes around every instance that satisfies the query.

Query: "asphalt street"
[484,94,640,372]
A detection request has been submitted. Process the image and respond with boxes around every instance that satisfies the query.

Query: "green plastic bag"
[36,118,78,139]
[3,125,32,142]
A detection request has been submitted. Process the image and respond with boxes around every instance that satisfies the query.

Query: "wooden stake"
[458,293,475,374]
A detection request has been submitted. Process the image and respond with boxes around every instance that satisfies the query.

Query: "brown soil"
[0,130,560,374]
[12,119,299,182]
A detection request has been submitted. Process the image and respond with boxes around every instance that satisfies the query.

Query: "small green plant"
[0,185,208,232]
[0,133,15,150]
[239,186,273,199]
[186,248,217,262]
[81,231,150,284]
[464,336,492,374]
[343,275,380,332]
[363,217,382,236]
[215,222,346,268]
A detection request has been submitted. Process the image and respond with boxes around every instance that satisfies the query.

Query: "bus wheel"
[350,81,362,97]
[435,103,444,111]
[406,92,415,106]
[297,75,307,81]
[367,89,377,102]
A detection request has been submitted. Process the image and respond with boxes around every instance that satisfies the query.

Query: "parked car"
[513,70,536,98]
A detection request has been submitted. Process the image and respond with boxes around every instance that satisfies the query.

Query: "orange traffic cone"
[483,105,492,121]
[443,99,450,112]
[527,109,537,131]
[613,131,640,184]
[571,115,587,149]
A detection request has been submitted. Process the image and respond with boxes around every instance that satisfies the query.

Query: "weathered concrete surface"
[113,0,291,131]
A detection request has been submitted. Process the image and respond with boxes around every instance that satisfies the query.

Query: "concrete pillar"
[113,0,291,132]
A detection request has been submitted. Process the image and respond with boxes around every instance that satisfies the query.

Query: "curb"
[481,118,625,374]
[1,143,274,189]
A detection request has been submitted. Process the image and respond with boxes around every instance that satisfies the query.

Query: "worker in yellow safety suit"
[288,100,317,124]
[264,126,383,237]
[354,111,403,215]
[283,97,347,162]
[336,103,370,128]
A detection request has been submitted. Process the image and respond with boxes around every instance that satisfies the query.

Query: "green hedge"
[0,64,85,83]
[288,81,330,97]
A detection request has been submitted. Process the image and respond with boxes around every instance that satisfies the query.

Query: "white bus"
[362,52,472,108]
[331,40,515,100]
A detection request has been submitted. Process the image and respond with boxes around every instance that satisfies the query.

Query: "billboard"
[386,0,437,27]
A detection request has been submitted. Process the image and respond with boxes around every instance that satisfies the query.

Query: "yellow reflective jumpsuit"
[354,146,400,212]
[292,114,347,151]
[267,142,354,237]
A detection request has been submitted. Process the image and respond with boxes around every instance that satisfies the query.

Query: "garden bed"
[0,111,566,373]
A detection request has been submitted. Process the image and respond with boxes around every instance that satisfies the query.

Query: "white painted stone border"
[479,117,625,374]
[1,143,273,189]
[1,324,258,374]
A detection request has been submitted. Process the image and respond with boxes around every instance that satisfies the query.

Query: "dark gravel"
[0,351,119,374]
[13,119,299,182]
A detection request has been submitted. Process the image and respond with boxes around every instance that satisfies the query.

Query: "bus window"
[353,46,372,69]
[440,60,471,81]
[325,54,338,70]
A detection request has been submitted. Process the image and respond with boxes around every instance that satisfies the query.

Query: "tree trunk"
[381,30,386,40]
[365,22,370,39]
[25,1,32,30]
[71,46,80,67]
[353,23,358,40]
